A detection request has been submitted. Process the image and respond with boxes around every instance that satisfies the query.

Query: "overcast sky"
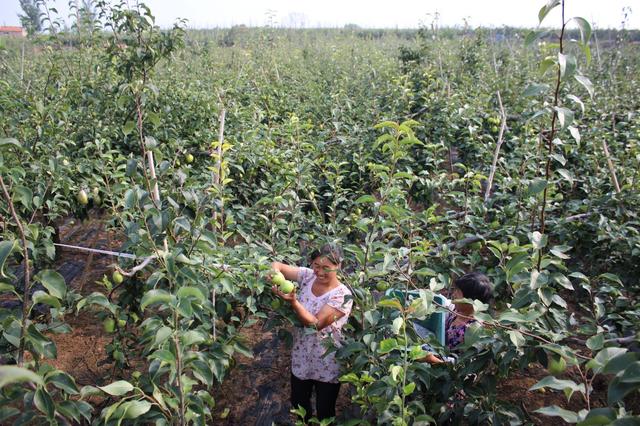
[1,0,638,29]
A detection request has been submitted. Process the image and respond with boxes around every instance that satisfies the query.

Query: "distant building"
[0,27,27,37]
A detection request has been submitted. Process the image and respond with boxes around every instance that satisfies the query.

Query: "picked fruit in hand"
[272,271,295,294]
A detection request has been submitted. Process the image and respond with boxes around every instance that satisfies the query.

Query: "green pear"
[279,279,295,294]
[112,271,124,284]
[77,189,89,205]
[548,356,567,375]
[272,271,286,287]
[103,318,115,333]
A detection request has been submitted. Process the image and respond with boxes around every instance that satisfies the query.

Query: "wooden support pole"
[484,91,507,203]
[602,140,621,194]
[213,107,226,230]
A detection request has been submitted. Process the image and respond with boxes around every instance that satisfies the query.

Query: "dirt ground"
[14,213,620,425]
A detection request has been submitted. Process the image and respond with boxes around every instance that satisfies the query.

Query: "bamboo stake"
[602,140,621,194]
[20,41,25,83]
[213,107,226,230]
[484,91,507,202]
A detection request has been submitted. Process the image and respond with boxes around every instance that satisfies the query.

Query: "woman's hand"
[272,285,297,304]
[271,262,300,281]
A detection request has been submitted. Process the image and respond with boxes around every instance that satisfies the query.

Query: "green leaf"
[122,400,152,419]
[14,186,32,209]
[507,253,529,278]
[374,121,399,131]
[151,349,176,365]
[551,273,572,290]
[0,240,17,279]
[0,138,22,148]
[126,159,138,178]
[538,0,561,24]
[568,126,581,145]
[586,334,604,351]
[45,371,79,395]
[539,56,557,75]
[620,361,640,384]
[377,299,403,310]
[611,418,640,426]
[498,311,529,323]
[0,283,15,293]
[35,270,66,299]
[99,380,134,396]
[523,83,549,97]
[550,245,571,259]
[154,326,173,346]
[140,289,175,311]
[0,407,20,423]
[57,400,91,424]
[181,330,206,346]
[233,341,253,358]
[26,324,56,358]
[507,330,526,348]
[391,317,404,335]
[587,347,628,374]
[34,387,55,419]
[574,75,594,98]
[355,195,375,204]
[414,415,437,425]
[558,53,577,79]
[529,231,548,250]
[527,179,547,196]
[403,382,416,396]
[32,290,61,308]
[534,405,578,423]
[608,375,639,405]
[571,17,592,46]
[530,376,585,393]
[153,385,168,411]
[576,408,616,426]
[379,338,398,354]
[525,29,549,46]
[147,111,161,128]
[80,385,102,398]
[176,286,206,302]
[77,292,115,313]
[123,121,136,136]
[0,366,44,388]
[602,353,638,375]
[598,273,622,285]
[555,107,574,129]
[557,168,574,185]
[389,365,402,382]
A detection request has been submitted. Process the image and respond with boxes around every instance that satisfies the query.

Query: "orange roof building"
[0,26,27,37]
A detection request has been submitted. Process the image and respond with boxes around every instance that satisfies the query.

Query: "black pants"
[291,373,341,421]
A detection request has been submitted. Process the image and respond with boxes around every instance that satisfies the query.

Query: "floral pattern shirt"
[291,267,353,383]
[445,312,476,349]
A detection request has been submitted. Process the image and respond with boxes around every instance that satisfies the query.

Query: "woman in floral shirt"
[271,243,352,422]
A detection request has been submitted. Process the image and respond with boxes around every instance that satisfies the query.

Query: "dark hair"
[454,272,493,304]
[309,242,343,265]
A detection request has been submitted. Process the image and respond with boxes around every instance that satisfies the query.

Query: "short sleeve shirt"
[291,267,353,383]
[446,312,476,349]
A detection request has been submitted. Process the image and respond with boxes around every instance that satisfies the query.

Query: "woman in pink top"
[271,243,353,422]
